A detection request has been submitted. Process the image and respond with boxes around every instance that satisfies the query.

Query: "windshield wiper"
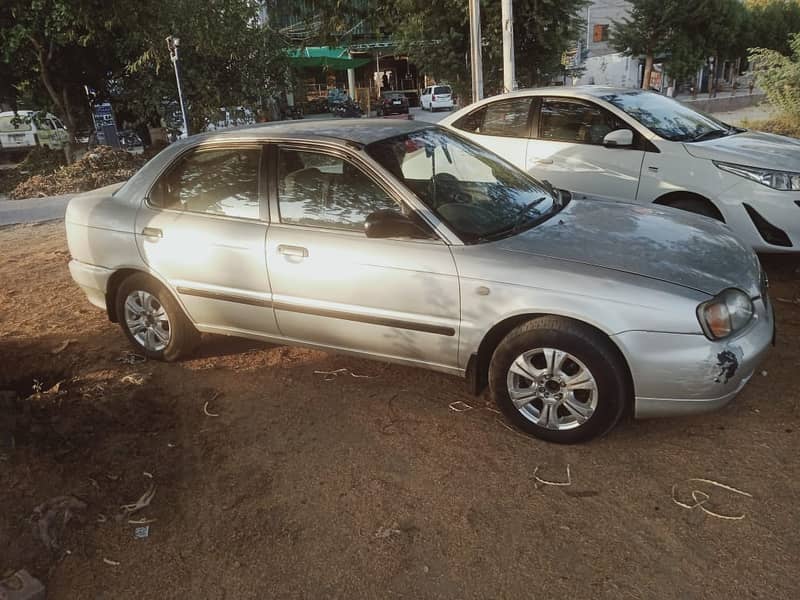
[690,128,731,143]
[512,198,545,231]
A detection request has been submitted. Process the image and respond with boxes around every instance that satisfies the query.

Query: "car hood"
[496,200,762,297]
[683,130,800,172]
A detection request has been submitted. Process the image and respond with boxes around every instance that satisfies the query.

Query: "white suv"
[441,86,800,252]
[421,85,454,112]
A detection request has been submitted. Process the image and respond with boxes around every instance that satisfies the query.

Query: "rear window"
[0,116,32,132]
[433,86,451,95]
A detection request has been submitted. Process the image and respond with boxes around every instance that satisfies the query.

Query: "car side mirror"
[603,129,634,148]
[365,210,432,239]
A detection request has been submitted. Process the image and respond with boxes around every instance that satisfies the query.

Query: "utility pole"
[166,36,190,137]
[501,0,515,93]
[468,0,483,103]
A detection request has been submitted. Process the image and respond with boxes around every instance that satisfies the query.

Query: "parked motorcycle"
[333,99,363,119]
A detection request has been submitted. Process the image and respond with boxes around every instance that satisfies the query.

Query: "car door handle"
[533,159,554,165]
[277,244,309,258]
[141,227,163,238]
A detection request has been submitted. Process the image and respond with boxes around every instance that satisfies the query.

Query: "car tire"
[115,273,200,362]
[489,316,629,444]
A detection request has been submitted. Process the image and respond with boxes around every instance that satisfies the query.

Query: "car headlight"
[697,288,754,340]
[714,161,800,191]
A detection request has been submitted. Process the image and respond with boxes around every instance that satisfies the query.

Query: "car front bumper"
[69,259,113,311]
[612,296,774,418]
[719,181,800,252]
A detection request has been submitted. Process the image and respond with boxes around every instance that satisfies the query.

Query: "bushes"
[749,33,800,119]
[742,114,800,139]
[9,146,145,199]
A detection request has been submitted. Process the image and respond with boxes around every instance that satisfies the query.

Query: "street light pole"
[501,0,516,93]
[166,36,190,137]
[468,0,483,103]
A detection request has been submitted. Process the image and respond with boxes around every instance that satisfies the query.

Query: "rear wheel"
[489,317,629,443]
[115,273,200,361]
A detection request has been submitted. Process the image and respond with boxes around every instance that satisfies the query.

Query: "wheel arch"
[653,191,725,222]
[106,267,178,323]
[468,313,635,411]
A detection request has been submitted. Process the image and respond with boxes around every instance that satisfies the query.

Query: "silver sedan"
[65,120,774,443]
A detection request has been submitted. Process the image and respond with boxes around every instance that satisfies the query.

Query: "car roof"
[481,85,647,100]
[182,118,431,147]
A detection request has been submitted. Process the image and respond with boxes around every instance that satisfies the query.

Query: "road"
[0,194,72,227]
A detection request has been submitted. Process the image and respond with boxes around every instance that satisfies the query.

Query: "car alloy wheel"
[123,290,172,352]
[506,347,598,431]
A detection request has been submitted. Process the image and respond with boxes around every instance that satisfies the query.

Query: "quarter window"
[150,147,261,219]
[539,98,627,145]
[277,148,401,232]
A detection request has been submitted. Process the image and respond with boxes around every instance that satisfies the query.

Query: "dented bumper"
[613,297,774,419]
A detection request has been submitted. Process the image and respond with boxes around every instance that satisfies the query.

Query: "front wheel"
[115,273,200,361]
[489,317,629,443]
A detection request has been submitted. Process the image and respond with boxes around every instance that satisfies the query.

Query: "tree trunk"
[31,38,76,163]
[642,53,654,90]
[712,55,720,98]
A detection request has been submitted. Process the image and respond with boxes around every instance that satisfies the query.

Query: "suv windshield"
[599,90,739,142]
[366,128,559,243]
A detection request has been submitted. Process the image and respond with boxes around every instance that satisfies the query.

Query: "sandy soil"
[1,222,799,599]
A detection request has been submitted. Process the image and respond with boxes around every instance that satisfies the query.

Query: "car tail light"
[432,95,437,101]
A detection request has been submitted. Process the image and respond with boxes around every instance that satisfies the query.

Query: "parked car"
[377,92,410,116]
[65,120,773,443]
[441,86,800,252]
[0,110,68,157]
[420,85,454,112]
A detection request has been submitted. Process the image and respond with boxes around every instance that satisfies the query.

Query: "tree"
[377,0,587,100]
[116,0,290,133]
[0,0,122,160]
[610,0,695,89]
[746,0,800,57]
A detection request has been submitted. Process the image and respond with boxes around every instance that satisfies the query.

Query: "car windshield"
[366,128,559,243]
[599,90,739,142]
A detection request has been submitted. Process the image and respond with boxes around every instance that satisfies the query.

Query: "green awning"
[287,46,372,70]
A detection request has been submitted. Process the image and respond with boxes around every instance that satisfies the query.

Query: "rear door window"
[151,146,262,220]
[453,97,533,138]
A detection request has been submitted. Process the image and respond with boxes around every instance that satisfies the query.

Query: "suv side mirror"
[365,210,432,239]
[603,129,634,148]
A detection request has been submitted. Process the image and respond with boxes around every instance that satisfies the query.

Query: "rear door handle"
[277,244,308,258]
[534,159,554,165]
[141,227,163,238]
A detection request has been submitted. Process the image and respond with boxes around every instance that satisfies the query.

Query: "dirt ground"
[1,222,798,599]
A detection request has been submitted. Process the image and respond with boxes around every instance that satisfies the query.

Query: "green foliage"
[746,0,800,57]
[378,0,587,98]
[750,33,800,118]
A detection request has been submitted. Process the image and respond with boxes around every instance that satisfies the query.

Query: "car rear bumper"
[612,296,774,418]
[69,259,112,311]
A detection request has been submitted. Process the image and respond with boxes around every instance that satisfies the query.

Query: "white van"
[420,85,454,111]
[0,111,69,156]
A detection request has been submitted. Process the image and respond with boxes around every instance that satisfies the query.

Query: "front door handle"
[142,227,163,238]
[277,244,309,258]
[534,158,554,165]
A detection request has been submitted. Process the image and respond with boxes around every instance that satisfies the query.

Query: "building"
[570,1,644,89]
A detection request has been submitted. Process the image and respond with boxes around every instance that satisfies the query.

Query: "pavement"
[0,194,72,227]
